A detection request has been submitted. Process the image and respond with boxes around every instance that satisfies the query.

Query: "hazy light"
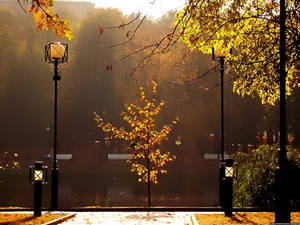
[87,0,187,18]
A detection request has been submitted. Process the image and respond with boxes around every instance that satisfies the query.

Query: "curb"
[190,214,199,225]
[44,213,76,225]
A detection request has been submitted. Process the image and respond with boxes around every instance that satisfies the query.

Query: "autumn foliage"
[94,81,180,184]
[26,0,73,39]
[176,0,300,105]
[0,152,20,170]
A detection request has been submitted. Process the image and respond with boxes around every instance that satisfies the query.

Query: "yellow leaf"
[175,141,181,145]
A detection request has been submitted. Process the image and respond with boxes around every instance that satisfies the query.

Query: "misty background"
[0,0,300,208]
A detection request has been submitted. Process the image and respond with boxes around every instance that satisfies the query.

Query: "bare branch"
[207,76,239,90]
[17,0,27,13]
[161,64,219,85]
[108,15,147,48]
[101,13,141,30]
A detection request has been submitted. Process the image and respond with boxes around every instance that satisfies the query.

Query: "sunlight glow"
[87,0,187,18]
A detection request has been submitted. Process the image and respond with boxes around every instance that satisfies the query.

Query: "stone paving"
[58,211,199,225]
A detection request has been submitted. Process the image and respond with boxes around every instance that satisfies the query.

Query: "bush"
[232,145,300,207]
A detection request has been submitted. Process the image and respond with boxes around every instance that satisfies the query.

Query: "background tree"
[63,7,125,153]
[0,5,55,153]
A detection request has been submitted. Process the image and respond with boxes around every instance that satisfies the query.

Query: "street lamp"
[225,161,234,178]
[45,42,68,209]
[275,0,290,222]
[212,46,231,208]
[222,158,237,217]
[212,47,231,161]
[29,161,48,217]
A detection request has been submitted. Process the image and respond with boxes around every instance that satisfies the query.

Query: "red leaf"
[98,27,104,35]
[106,65,113,71]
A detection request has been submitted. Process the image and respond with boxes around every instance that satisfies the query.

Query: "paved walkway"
[59,212,199,225]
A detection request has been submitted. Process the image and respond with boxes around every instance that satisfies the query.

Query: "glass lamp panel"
[50,43,65,59]
[225,167,233,177]
[34,170,43,181]
[215,48,230,58]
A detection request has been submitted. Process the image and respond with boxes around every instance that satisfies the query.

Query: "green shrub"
[232,145,300,207]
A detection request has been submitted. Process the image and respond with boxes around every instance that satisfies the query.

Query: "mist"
[0,0,299,208]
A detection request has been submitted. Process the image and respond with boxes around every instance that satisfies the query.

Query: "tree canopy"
[176,0,300,105]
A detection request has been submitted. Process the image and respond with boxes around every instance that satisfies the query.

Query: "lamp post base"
[275,168,290,222]
[51,167,58,209]
[224,177,233,217]
[219,162,225,207]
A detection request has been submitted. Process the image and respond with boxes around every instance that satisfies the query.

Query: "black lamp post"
[45,42,68,209]
[223,158,236,217]
[275,0,290,222]
[29,161,48,217]
[212,47,231,208]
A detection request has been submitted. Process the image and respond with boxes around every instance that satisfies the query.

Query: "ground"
[0,212,69,225]
[1,211,300,224]
[195,212,300,225]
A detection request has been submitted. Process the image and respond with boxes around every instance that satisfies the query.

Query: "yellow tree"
[176,0,300,105]
[21,0,73,39]
[0,152,20,170]
[94,81,180,184]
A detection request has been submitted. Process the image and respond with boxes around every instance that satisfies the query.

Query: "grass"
[0,212,71,225]
[195,212,300,224]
